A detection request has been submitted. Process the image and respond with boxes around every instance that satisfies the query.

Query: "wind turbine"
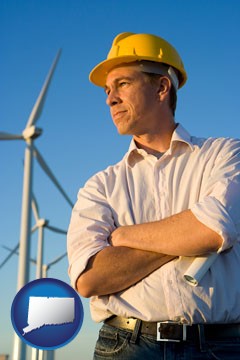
[0,49,62,286]
[0,49,72,360]
[30,193,67,280]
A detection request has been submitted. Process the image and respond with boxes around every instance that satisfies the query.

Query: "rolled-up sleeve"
[67,173,115,289]
[191,139,240,252]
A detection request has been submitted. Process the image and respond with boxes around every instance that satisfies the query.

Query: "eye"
[104,87,110,96]
[119,81,128,88]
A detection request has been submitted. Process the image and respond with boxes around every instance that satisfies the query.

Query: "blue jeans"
[93,323,240,359]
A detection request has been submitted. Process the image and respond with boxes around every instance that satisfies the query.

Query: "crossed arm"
[77,209,222,297]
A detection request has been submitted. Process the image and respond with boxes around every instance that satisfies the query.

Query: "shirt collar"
[170,123,194,153]
[126,123,194,167]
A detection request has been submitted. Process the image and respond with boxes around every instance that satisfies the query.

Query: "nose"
[106,89,121,107]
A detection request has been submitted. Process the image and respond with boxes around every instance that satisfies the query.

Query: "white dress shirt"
[67,124,240,324]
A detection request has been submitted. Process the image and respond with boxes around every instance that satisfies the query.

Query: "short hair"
[143,72,177,116]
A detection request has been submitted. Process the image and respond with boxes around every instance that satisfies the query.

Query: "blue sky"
[0,1,240,359]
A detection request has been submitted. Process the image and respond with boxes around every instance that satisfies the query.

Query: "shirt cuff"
[191,196,238,253]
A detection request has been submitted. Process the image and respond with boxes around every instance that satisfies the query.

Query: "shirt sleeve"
[191,138,240,252]
[67,172,116,289]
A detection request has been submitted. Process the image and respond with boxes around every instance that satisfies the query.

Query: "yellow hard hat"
[89,32,187,89]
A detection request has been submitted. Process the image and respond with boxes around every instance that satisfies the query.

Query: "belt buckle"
[156,321,187,342]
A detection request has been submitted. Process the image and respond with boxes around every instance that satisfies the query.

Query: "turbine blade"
[0,132,23,140]
[33,146,74,208]
[47,252,67,267]
[2,244,16,252]
[0,243,19,269]
[46,224,67,235]
[25,49,62,128]
[31,193,40,222]
[2,245,37,264]
[31,224,38,233]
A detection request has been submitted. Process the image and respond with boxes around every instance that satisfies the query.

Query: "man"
[67,32,240,359]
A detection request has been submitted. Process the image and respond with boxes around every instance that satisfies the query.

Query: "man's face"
[105,66,162,136]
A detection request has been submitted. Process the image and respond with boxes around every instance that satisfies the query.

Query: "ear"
[158,76,171,99]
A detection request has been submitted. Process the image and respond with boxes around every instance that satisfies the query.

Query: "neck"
[133,121,177,154]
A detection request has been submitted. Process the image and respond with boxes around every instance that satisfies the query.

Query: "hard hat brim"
[89,55,187,89]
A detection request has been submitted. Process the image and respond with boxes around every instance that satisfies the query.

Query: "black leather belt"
[104,316,240,342]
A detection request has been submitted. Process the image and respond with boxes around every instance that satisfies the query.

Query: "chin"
[116,124,135,135]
